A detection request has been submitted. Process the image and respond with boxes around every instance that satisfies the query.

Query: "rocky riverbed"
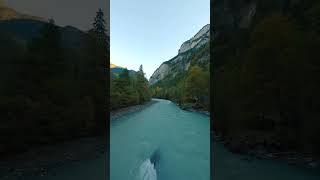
[110,100,159,120]
[173,102,210,116]
[0,137,106,180]
[213,132,320,169]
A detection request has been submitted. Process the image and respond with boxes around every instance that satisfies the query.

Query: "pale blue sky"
[111,0,210,79]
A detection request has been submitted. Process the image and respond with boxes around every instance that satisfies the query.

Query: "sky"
[111,0,210,79]
[5,0,109,31]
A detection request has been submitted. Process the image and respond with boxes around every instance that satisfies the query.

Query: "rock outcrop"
[178,24,210,54]
[149,24,210,85]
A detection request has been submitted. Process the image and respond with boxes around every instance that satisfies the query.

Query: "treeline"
[151,44,210,111]
[110,65,151,110]
[0,9,108,156]
[213,0,320,155]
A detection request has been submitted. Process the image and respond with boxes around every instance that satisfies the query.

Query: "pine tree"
[136,65,151,103]
[93,9,108,49]
[138,65,144,75]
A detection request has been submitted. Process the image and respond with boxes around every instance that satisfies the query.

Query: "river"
[110,99,210,180]
[18,98,320,180]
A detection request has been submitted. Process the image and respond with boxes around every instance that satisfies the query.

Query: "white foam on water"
[139,159,157,180]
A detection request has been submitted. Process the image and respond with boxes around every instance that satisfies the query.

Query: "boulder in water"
[150,149,160,167]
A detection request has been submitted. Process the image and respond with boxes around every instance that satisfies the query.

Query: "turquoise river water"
[21,99,320,180]
[110,99,210,180]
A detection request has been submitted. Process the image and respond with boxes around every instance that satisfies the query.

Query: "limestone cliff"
[149,24,210,85]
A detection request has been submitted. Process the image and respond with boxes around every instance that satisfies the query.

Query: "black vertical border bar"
[210,0,214,180]
[105,0,110,179]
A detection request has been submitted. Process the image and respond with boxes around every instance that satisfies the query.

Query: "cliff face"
[212,0,304,34]
[212,0,256,33]
[179,24,210,54]
[149,24,210,85]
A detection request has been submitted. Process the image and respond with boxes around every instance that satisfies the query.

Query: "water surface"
[110,99,210,180]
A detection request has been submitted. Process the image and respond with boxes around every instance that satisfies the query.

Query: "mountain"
[149,24,210,110]
[149,24,210,86]
[0,8,106,84]
[0,4,48,45]
[178,24,210,54]
[0,20,85,45]
[110,63,124,69]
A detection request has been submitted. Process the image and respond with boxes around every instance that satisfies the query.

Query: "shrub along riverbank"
[151,64,210,112]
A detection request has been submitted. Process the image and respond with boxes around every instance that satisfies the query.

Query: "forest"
[110,65,151,110]
[151,43,210,111]
[0,9,108,156]
[213,0,320,156]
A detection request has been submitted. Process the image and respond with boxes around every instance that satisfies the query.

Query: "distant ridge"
[110,63,126,69]
[110,63,136,77]
[0,4,47,22]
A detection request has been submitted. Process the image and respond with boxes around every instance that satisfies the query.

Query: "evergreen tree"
[93,9,109,49]
[136,65,151,103]
[116,69,130,88]
[138,65,144,75]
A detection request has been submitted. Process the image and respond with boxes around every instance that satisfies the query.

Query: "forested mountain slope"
[150,24,210,110]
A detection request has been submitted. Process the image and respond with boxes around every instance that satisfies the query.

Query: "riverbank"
[174,102,210,116]
[213,132,320,169]
[0,136,106,179]
[182,106,210,116]
[110,99,159,120]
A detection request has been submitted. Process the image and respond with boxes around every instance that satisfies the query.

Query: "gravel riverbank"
[0,137,106,180]
[174,102,210,116]
[213,133,320,170]
[110,100,159,121]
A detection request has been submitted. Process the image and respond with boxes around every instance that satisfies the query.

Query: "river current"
[110,99,210,180]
